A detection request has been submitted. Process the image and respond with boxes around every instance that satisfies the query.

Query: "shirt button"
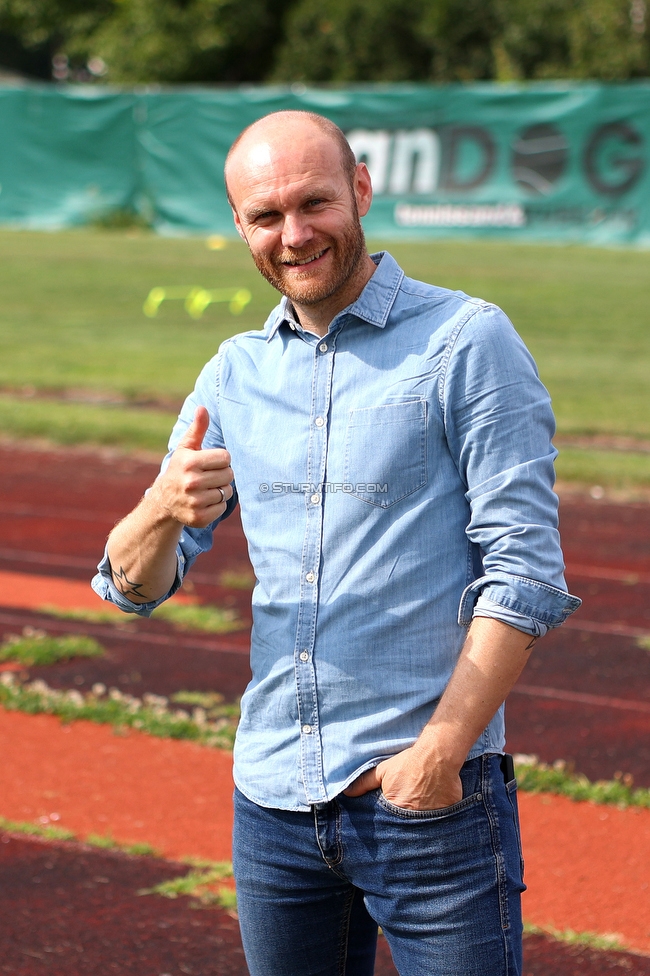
[314,416,325,427]
[305,571,315,583]
[310,493,320,504]
[299,651,309,662]
[319,342,328,353]
[302,724,312,734]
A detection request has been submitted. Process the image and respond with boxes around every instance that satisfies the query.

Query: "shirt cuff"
[472,596,549,638]
[458,571,581,629]
[90,546,185,618]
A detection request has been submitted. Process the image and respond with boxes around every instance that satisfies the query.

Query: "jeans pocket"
[377,789,483,820]
[343,399,427,508]
[505,779,525,880]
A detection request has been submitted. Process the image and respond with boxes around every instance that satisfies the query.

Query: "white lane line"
[563,619,650,639]
[0,503,120,523]
[513,683,650,714]
[0,547,96,570]
[566,563,650,584]
[0,610,251,656]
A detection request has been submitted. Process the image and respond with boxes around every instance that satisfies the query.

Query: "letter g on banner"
[584,121,645,197]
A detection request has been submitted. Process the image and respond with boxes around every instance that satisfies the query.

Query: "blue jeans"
[233,754,526,976]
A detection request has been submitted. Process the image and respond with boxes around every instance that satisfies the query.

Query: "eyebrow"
[243,188,333,223]
[244,205,279,221]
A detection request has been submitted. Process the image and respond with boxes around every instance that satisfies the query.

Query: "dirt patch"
[0,833,247,976]
[2,832,648,975]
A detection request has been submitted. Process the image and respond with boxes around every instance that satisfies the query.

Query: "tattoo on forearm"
[113,566,146,600]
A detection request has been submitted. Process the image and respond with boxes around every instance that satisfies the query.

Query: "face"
[227,126,372,308]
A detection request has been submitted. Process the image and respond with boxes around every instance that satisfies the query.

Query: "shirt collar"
[265,251,404,342]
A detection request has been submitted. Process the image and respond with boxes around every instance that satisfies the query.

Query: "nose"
[281,212,313,250]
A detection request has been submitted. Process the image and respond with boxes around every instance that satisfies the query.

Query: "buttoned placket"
[293,327,337,804]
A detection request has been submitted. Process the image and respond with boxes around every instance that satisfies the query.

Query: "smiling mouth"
[282,248,328,267]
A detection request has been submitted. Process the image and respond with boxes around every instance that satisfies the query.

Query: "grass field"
[1,229,648,485]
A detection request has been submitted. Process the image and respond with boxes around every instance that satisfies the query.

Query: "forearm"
[345,616,534,808]
[106,485,184,604]
[413,616,534,771]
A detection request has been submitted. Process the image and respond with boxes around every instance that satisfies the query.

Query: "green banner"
[1,83,649,245]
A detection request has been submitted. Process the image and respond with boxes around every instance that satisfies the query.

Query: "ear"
[353,162,373,218]
[232,208,247,242]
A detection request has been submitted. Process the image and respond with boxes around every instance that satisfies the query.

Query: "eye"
[306,199,323,208]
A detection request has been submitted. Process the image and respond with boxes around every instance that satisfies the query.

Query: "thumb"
[177,406,210,452]
[343,765,382,797]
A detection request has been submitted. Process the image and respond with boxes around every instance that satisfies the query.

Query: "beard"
[248,212,367,307]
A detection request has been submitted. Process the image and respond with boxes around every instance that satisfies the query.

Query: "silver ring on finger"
[217,487,225,504]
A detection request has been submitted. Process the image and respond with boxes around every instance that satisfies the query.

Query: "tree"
[0,0,299,82]
[496,0,649,80]
[271,0,648,82]
[271,0,434,83]
[0,0,647,83]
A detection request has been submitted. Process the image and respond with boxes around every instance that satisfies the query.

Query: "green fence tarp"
[1,83,649,245]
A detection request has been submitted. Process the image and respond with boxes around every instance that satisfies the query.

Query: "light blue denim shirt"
[93,252,580,812]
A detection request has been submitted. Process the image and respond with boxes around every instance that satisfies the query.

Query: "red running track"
[1,443,649,785]
[1,445,650,973]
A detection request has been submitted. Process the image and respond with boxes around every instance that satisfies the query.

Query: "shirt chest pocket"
[343,399,428,509]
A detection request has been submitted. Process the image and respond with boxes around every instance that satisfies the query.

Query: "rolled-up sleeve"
[441,302,581,630]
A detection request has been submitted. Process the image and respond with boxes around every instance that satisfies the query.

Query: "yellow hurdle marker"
[143,286,252,319]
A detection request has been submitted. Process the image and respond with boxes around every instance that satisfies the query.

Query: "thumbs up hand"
[176,404,212,452]
[154,406,234,528]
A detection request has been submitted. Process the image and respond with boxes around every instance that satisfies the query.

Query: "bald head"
[221,109,375,328]
[224,111,357,208]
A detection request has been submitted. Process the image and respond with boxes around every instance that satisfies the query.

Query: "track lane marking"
[0,609,250,656]
[0,549,235,588]
[566,562,650,584]
[513,683,650,713]
[0,569,199,614]
[563,618,650,638]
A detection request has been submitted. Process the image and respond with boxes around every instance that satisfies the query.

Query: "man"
[93,110,580,976]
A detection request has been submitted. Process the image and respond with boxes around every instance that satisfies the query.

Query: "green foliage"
[218,569,256,591]
[85,833,159,854]
[0,0,297,83]
[152,602,244,633]
[139,861,236,911]
[85,832,119,849]
[39,599,245,634]
[418,0,502,81]
[272,0,434,83]
[90,207,153,232]
[560,0,649,80]
[523,923,627,953]
[2,0,647,82]
[171,691,227,708]
[124,841,160,856]
[0,672,240,749]
[0,815,161,855]
[514,755,650,808]
[0,814,75,842]
[0,628,104,666]
[39,605,135,626]
[272,0,649,81]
